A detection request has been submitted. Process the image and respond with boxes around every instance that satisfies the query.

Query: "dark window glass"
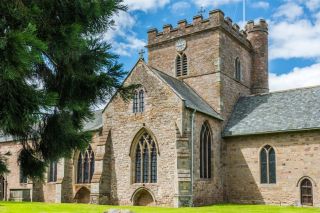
[133,92,138,113]
[301,179,313,206]
[235,58,241,81]
[134,132,157,183]
[77,145,94,184]
[48,161,57,182]
[135,145,141,183]
[139,90,144,112]
[143,143,149,183]
[260,148,268,184]
[269,148,276,183]
[151,142,157,183]
[200,122,212,179]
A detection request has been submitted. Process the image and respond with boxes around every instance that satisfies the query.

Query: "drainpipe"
[190,109,196,207]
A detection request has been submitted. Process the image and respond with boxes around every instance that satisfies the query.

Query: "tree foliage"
[0,0,134,179]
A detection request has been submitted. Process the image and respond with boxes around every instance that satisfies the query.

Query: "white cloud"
[269,18,320,60]
[103,11,146,56]
[270,63,320,91]
[251,1,269,9]
[273,2,304,21]
[124,0,170,12]
[301,0,320,11]
[171,2,191,15]
[193,0,241,7]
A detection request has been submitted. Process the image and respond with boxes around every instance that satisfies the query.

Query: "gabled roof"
[150,67,222,120]
[0,110,103,143]
[223,86,320,137]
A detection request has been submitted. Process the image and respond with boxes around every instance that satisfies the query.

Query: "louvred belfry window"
[176,54,188,77]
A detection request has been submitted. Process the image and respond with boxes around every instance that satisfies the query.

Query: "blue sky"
[104,0,320,91]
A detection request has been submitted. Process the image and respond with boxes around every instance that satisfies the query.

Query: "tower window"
[176,54,188,77]
[235,57,241,81]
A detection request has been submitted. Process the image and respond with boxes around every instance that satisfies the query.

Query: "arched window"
[48,161,57,182]
[235,57,241,81]
[200,122,212,179]
[139,90,144,112]
[260,145,276,184]
[134,132,157,183]
[77,145,95,184]
[19,164,27,184]
[176,54,188,77]
[301,178,313,206]
[133,91,138,113]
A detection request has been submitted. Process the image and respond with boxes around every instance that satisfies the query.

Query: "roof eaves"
[223,127,320,138]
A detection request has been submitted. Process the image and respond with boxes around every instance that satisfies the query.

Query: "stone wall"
[225,130,320,206]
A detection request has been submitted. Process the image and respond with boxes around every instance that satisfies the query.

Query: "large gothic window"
[134,132,157,183]
[48,161,57,182]
[200,122,212,179]
[77,145,95,184]
[235,57,241,81]
[260,145,276,184]
[176,54,188,77]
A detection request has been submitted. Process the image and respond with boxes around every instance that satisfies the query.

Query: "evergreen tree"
[0,0,134,179]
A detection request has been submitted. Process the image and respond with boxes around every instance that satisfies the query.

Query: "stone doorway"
[74,187,90,203]
[0,176,4,200]
[132,188,155,206]
[301,178,313,206]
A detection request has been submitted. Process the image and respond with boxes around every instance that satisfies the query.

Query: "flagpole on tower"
[243,0,246,24]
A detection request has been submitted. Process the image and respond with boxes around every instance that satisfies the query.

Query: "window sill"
[260,183,278,187]
[198,178,213,182]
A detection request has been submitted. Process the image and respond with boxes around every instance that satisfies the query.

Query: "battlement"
[147,9,254,48]
[245,19,268,33]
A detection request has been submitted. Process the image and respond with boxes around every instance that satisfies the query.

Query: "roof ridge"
[243,85,320,98]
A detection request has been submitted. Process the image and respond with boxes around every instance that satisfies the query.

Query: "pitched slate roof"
[151,67,222,120]
[223,86,320,137]
[0,110,103,143]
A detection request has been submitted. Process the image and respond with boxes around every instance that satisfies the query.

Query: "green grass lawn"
[1,202,320,213]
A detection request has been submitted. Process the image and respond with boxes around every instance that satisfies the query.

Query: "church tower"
[146,10,269,119]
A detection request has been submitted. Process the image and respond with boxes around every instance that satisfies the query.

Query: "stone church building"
[0,10,320,207]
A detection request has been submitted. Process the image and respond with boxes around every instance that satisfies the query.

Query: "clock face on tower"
[175,39,187,52]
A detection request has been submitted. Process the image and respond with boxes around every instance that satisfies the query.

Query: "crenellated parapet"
[245,19,268,34]
[147,9,251,48]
